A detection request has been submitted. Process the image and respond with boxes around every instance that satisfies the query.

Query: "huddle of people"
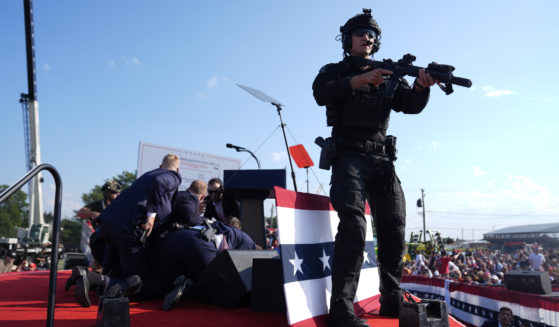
[404,246,559,286]
[68,154,258,311]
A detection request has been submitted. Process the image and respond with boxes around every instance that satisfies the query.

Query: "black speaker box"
[250,257,286,312]
[96,296,130,327]
[199,250,279,307]
[504,270,552,295]
[399,299,449,327]
[63,252,88,270]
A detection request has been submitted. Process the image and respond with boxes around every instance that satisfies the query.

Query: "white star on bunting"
[319,249,331,271]
[290,251,304,275]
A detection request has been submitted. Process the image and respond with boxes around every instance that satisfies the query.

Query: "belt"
[336,138,385,154]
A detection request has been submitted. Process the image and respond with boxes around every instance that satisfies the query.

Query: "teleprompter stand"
[237,84,298,191]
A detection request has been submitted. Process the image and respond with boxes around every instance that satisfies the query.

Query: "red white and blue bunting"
[275,187,379,326]
[401,276,559,327]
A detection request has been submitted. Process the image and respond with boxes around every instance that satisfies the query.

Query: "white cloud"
[198,92,208,99]
[207,76,219,88]
[42,64,51,71]
[207,76,230,89]
[270,151,286,162]
[43,183,82,219]
[486,180,497,189]
[411,176,558,240]
[199,76,230,99]
[432,141,439,149]
[438,174,552,215]
[472,165,486,176]
[481,86,513,97]
[117,56,142,67]
[109,60,116,68]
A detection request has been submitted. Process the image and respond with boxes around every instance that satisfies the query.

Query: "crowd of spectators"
[403,244,559,286]
[0,251,49,273]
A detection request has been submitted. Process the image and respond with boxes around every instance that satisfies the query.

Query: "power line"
[239,126,280,169]
[406,226,491,232]
[428,210,558,216]
[427,210,559,220]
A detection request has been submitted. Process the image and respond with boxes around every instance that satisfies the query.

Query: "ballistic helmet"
[340,8,382,56]
[102,180,121,194]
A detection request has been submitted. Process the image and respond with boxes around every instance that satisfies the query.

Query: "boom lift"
[0,0,50,261]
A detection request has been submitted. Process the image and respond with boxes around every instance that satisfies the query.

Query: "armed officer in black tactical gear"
[312,9,436,326]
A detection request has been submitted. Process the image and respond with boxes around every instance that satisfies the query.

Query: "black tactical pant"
[329,153,406,319]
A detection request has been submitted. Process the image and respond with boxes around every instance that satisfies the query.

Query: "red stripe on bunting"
[402,276,559,311]
[402,275,446,288]
[274,186,371,215]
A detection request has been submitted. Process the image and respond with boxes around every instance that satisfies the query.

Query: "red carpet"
[0,271,464,326]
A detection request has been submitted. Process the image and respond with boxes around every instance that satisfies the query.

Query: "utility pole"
[270,204,276,228]
[421,189,426,243]
[416,189,426,244]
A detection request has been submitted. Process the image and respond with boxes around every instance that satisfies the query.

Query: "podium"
[224,169,286,247]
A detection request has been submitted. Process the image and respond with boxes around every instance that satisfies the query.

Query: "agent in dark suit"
[172,180,207,227]
[482,306,515,327]
[203,178,240,225]
[98,154,181,278]
[159,220,257,310]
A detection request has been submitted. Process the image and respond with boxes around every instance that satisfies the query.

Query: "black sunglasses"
[208,189,222,194]
[351,28,377,39]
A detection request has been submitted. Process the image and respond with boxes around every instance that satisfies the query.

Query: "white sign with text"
[137,141,241,191]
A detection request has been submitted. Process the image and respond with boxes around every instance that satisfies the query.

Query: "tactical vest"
[326,60,391,132]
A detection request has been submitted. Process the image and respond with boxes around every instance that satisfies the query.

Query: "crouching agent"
[159,219,258,311]
[97,154,181,279]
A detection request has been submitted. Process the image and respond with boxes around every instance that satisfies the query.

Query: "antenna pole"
[273,103,297,192]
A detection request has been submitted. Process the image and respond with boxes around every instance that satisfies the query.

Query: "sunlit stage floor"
[0,270,464,326]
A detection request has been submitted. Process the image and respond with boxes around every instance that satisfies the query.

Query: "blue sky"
[1,1,558,240]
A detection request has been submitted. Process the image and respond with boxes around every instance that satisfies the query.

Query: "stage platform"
[0,270,464,326]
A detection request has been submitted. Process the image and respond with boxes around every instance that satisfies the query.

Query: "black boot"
[75,274,91,307]
[162,275,194,311]
[65,266,88,292]
[104,275,142,298]
[378,291,403,317]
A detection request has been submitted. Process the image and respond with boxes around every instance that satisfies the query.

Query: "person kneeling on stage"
[159,219,257,311]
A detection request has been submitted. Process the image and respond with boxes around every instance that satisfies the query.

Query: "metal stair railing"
[0,164,62,327]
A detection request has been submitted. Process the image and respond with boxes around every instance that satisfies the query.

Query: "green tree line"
[0,170,136,244]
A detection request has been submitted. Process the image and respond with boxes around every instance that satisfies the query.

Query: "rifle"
[358,53,472,98]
